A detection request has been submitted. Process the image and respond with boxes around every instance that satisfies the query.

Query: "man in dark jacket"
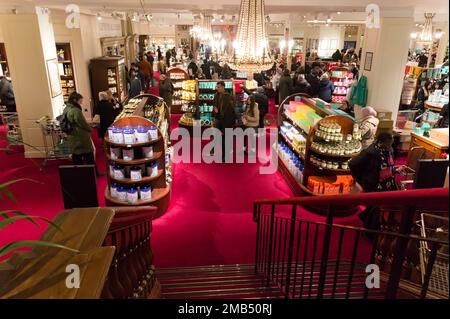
[278,69,293,104]
[96,91,116,139]
[292,74,311,96]
[201,59,212,79]
[213,81,235,161]
[306,70,320,97]
[318,73,334,103]
[242,86,269,128]
[165,49,171,68]
[332,49,343,62]
[158,74,174,108]
[128,70,142,99]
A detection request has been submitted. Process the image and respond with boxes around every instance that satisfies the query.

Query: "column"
[360,12,414,123]
[0,7,65,158]
[435,24,448,66]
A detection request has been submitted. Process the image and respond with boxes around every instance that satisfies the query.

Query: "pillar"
[0,7,65,158]
[360,13,414,123]
[435,24,448,66]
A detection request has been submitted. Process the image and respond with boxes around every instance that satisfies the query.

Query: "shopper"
[187,60,198,78]
[415,80,432,111]
[332,49,343,62]
[349,133,405,231]
[201,59,212,80]
[292,74,311,95]
[213,81,235,160]
[221,63,233,80]
[128,70,142,99]
[318,73,334,103]
[96,91,116,139]
[339,100,354,116]
[0,73,16,112]
[358,106,379,149]
[306,69,320,97]
[271,68,282,106]
[241,85,268,129]
[279,69,293,105]
[242,95,260,155]
[165,49,171,68]
[417,51,428,67]
[438,103,449,127]
[158,57,167,75]
[350,62,359,80]
[157,46,162,61]
[139,55,152,90]
[63,92,98,172]
[158,74,174,108]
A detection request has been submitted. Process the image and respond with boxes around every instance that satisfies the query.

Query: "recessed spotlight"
[337,11,341,15]
[97,13,102,21]
[326,16,332,23]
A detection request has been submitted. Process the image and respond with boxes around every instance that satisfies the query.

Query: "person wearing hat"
[359,106,379,149]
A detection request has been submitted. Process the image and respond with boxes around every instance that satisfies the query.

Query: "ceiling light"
[326,16,332,23]
[410,32,418,39]
[337,11,341,15]
[326,23,330,27]
[220,15,225,22]
[313,16,318,23]
[418,13,435,43]
[97,13,102,21]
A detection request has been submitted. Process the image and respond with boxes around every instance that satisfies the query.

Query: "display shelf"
[104,116,170,216]
[108,169,164,184]
[90,56,127,105]
[104,186,170,206]
[106,151,162,165]
[277,93,361,199]
[279,133,305,160]
[167,67,191,114]
[104,136,161,147]
[56,43,77,102]
[309,161,351,174]
[309,147,359,158]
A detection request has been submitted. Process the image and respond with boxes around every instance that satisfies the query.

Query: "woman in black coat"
[96,91,116,139]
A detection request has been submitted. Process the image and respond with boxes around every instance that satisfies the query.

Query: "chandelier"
[228,0,273,74]
[418,13,435,43]
[190,14,213,43]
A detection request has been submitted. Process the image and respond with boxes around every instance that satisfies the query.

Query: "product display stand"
[277,94,361,202]
[90,56,127,106]
[330,67,353,103]
[56,43,77,103]
[167,67,190,114]
[104,115,170,217]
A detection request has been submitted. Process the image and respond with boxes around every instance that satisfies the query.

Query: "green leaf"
[0,241,79,258]
[0,215,63,232]
[0,210,40,228]
[0,179,41,202]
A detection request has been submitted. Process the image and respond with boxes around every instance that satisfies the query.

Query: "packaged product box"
[378,119,394,129]
[376,109,393,120]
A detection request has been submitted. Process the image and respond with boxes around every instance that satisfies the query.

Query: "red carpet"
[0,73,369,267]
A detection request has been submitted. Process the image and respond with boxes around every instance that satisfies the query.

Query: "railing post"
[266,203,276,286]
[254,203,261,273]
[420,242,439,299]
[317,206,334,298]
[385,206,416,299]
[284,204,297,298]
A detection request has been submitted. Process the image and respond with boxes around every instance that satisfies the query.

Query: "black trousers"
[72,152,100,175]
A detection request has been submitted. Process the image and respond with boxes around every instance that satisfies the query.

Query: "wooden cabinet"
[56,43,77,102]
[410,132,448,159]
[90,56,127,106]
[0,43,9,75]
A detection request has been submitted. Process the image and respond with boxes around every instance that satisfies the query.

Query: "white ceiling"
[0,0,448,22]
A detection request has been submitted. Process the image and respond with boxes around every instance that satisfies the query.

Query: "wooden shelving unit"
[56,43,77,103]
[167,67,190,114]
[90,56,127,106]
[104,116,170,216]
[0,43,9,75]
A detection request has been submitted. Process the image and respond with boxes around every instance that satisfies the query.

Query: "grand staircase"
[156,261,388,299]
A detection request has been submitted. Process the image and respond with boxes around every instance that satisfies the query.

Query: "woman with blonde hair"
[359,106,379,149]
[242,95,260,155]
[96,91,116,139]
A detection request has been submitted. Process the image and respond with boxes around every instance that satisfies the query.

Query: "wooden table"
[410,132,449,159]
[425,100,447,112]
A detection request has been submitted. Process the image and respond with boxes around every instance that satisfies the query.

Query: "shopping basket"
[419,213,449,297]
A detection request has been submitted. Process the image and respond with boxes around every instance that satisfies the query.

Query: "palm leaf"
[0,241,79,258]
[0,179,40,202]
[0,210,40,227]
[0,215,64,232]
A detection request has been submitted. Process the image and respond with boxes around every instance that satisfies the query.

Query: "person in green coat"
[278,69,293,105]
[63,92,96,168]
[349,75,368,107]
